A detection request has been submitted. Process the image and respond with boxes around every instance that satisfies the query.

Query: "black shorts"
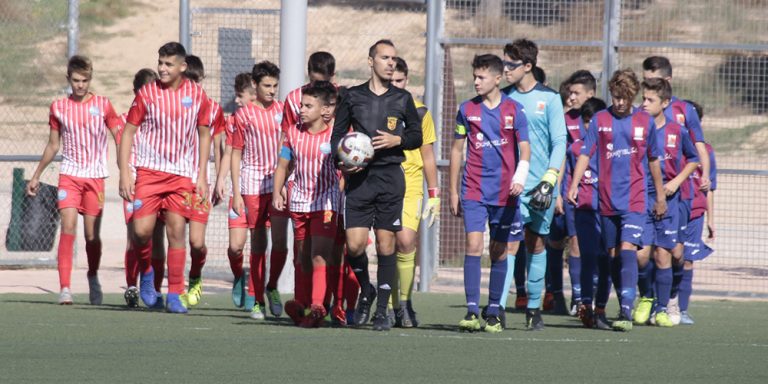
[344,163,405,232]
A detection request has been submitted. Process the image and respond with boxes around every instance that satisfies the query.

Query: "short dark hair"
[234,72,253,94]
[566,69,597,92]
[67,55,92,78]
[684,99,704,120]
[532,66,546,84]
[503,38,538,67]
[368,39,395,59]
[472,54,504,75]
[394,57,408,76]
[308,51,335,79]
[581,97,607,124]
[642,56,672,78]
[303,80,337,106]
[251,61,280,85]
[184,55,204,83]
[609,68,640,101]
[158,42,187,59]
[642,77,672,102]
[133,68,158,92]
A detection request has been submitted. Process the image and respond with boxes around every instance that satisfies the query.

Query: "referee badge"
[387,116,398,131]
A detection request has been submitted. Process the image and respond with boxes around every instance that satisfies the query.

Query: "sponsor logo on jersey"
[467,116,482,122]
[606,146,638,160]
[387,116,398,130]
[475,138,509,149]
[606,143,614,151]
[567,125,580,131]
[504,115,514,129]
[319,142,331,155]
[476,132,484,141]
[667,134,677,148]
[633,126,644,141]
[181,96,193,108]
[89,106,100,116]
[598,126,612,132]
[676,113,685,124]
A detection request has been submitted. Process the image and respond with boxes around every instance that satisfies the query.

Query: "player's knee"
[396,238,416,254]
[465,240,484,256]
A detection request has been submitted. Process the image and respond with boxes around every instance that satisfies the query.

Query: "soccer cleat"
[243,294,256,312]
[515,293,528,311]
[542,292,555,311]
[58,287,73,305]
[525,309,545,331]
[569,299,580,317]
[484,316,503,333]
[124,286,139,308]
[458,312,481,332]
[680,311,695,325]
[611,314,633,332]
[165,293,188,314]
[386,307,396,327]
[152,293,165,310]
[551,292,569,315]
[578,304,594,328]
[231,273,245,308]
[250,302,266,320]
[87,274,103,305]
[331,306,347,327]
[668,296,681,325]
[372,310,391,331]
[654,311,675,327]
[405,300,419,327]
[266,288,283,317]
[394,302,413,328]
[186,277,203,307]
[594,308,612,330]
[139,268,158,308]
[284,300,305,326]
[353,284,377,326]
[633,297,654,325]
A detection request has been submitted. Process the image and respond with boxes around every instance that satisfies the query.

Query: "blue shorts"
[520,194,556,236]
[654,196,680,250]
[462,199,524,243]
[575,209,606,257]
[549,203,576,242]
[601,212,646,249]
[683,215,713,261]
[678,199,692,241]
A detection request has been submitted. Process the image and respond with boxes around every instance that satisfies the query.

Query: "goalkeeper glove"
[422,188,441,227]
[526,169,558,211]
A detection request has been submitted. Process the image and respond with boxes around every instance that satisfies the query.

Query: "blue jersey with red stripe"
[568,137,599,211]
[691,143,716,219]
[455,94,529,206]
[665,96,704,201]
[582,107,662,216]
[649,120,699,195]
[561,109,584,198]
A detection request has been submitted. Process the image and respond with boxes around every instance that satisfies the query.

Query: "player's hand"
[707,220,715,241]
[526,169,558,211]
[509,182,524,197]
[567,185,578,206]
[700,176,711,192]
[372,130,402,150]
[449,192,461,217]
[195,177,208,199]
[554,195,564,215]
[663,180,680,196]
[422,196,440,227]
[272,192,285,211]
[653,197,667,220]
[213,180,226,206]
[26,177,40,197]
[338,161,362,175]
[118,173,135,202]
[232,194,245,217]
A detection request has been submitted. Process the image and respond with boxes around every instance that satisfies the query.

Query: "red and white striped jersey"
[49,94,120,178]
[282,85,304,132]
[191,98,227,183]
[116,113,137,177]
[224,114,237,147]
[232,101,284,195]
[283,123,340,213]
[126,79,211,178]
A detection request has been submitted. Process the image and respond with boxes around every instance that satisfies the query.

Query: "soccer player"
[231,61,283,320]
[499,39,567,330]
[568,69,666,332]
[387,56,439,327]
[273,81,341,328]
[119,42,212,314]
[449,54,530,333]
[636,78,699,327]
[180,55,227,308]
[27,55,121,305]
[330,39,422,331]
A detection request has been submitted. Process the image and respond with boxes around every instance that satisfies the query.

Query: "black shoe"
[551,292,569,315]
[353,284,377,326]
[372,310,391,331]
[405,300,419,327]
[594,309,612,330]
[395,302,414,328]
[525,308,545,331]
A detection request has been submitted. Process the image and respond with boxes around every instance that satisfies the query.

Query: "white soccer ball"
[337,131,374,168]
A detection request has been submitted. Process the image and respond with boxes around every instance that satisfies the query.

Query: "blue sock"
[526,250,547,309]
[463,255,481,315]
[547,246,564,293]
[499,253,516,309]
[610,255,622,299]
[679,268,694,311]
[638,261,654,298]
[487,258,508,317]
[670,263,684,299]
[514,246,527,295]
[595,254,611,309]
[568,255,582,302]
[619,249,638,318]
[654,266,673,311]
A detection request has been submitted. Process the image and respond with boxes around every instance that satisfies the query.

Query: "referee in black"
[331,39,422,331]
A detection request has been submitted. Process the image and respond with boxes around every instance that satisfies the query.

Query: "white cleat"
[88,274,103,305]
[668,296,681,325]
[59,287,73,305]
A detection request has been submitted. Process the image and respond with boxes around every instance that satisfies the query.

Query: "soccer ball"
[337,131,374,168]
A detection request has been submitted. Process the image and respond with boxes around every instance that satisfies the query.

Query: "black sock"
[347,252,370,294]
[376,253,397,313]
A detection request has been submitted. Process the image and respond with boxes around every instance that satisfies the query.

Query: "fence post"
[180,0,191,51]
[279,0,307,100]
[67,0,79,58]
[601,0,621,97]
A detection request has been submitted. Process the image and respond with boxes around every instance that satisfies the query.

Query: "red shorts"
[57,175,104,216]
[291,210,338,241]
[187,191,212,224]
[133,168,206,222]
[123,201,165,225]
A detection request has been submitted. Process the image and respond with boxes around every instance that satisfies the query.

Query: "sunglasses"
[503,61,524,70]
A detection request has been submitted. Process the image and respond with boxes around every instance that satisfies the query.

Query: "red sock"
[166,248,186,294]
[228,248,244,278]
[343,262,360,310]
[312,265,327,307]
[57,233,75,289]
[151,256,165,292]
[326,264,342,309]
[125,247,138,287]
[250,253,266,301]
[135,240,152,274]
[85,240,102,277]
[189,246,207,279]
[266,250,288,290]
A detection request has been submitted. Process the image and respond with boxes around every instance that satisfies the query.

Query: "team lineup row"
[26,38,714,332]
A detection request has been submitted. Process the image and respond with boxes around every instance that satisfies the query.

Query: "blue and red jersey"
[649,120,699,195]
[455,94,529,206]
[582,107,662,216]
[568,137,599,211]
[691,143,716,219]
[665,96,704,201]
[561,109,584,198]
